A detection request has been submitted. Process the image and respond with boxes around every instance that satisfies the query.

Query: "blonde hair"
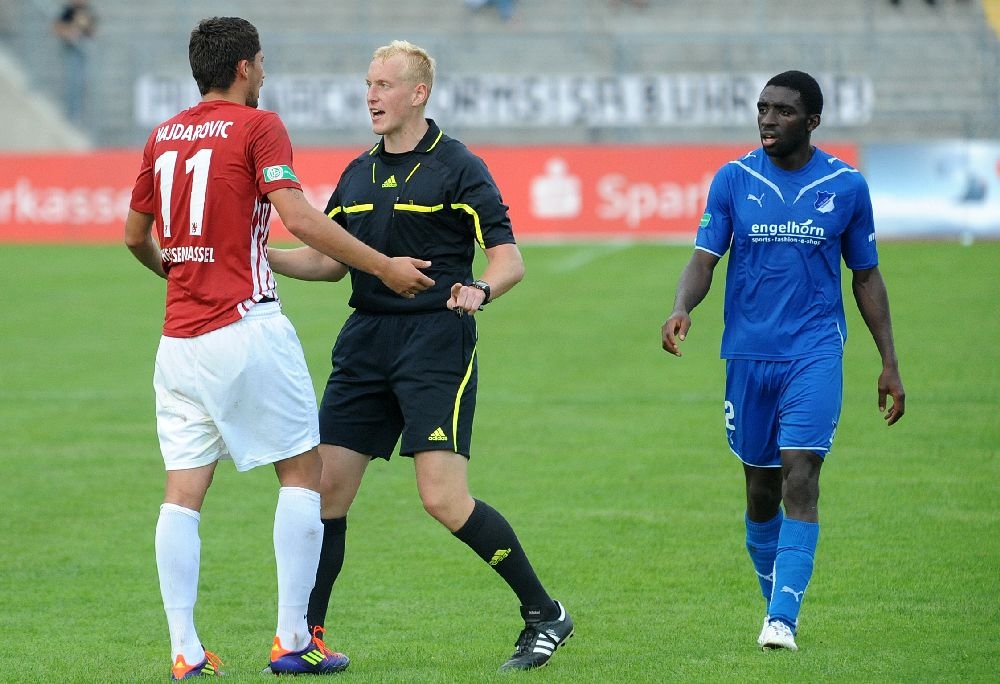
[372,40,435,93]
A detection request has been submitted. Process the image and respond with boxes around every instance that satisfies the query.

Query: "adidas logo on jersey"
[382,175,398,189]
[428,427,448,441]
[489,548,511,566]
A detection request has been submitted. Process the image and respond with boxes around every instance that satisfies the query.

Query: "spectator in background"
[51,0,97,124]
[465,0,518,23]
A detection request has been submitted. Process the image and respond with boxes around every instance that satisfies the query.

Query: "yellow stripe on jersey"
[451,203,486,249]
[394,203,444,213]
[425,130,444,152]
[452,344,477,453]
[343,204,374,214]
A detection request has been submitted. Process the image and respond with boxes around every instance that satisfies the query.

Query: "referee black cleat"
[499,600,574,671]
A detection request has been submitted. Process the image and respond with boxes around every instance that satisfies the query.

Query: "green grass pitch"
[0,241,997,682]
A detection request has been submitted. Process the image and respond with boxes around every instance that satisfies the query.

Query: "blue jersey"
[696,147,878,360]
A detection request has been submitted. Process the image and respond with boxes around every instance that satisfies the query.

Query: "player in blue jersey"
[661,70,905,651]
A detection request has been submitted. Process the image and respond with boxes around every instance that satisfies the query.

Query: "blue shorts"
[318,310,478,460]
[724,355,843,468]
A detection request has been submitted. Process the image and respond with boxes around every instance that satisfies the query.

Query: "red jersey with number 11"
[130,99,301,338]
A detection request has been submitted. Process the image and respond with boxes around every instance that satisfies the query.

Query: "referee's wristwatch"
[470,279,491,308]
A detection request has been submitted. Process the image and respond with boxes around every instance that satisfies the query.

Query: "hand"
[878,367,906,426]
[381,257,434,298]
[661,312,691,357]
[447,282,487,316]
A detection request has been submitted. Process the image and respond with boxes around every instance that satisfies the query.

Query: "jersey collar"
[371,119,444,157]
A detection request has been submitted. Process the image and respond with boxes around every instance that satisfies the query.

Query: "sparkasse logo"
[0,178,131,225]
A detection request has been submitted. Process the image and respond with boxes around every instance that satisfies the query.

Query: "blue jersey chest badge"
[814,191,836,214]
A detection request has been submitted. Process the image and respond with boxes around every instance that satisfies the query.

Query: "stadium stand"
[0,41,90,150]
[0,0,997,150]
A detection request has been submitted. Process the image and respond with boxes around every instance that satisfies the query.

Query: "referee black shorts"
[318,310,478,460]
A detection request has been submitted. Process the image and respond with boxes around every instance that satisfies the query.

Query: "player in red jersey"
[124,17,434,679]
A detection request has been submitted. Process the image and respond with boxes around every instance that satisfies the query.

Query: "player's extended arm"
[447,242,525,315]
[123,209,166,279]
[852,265,906,425]
[268,187,433,297]
[661,249,720,356]
[268,245,348,282]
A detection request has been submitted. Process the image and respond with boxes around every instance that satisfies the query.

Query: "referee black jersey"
[324,119,517,315]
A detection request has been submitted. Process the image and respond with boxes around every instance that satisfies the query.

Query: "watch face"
[473,280,490,303]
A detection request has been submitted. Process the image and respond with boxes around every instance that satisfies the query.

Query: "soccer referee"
[268,40,573,672]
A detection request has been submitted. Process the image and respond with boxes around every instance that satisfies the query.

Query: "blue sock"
[745,510,783,606]
[768,518,820,631]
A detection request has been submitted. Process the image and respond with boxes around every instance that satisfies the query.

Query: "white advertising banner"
[866,141,1000,240]
[135,72,873,129]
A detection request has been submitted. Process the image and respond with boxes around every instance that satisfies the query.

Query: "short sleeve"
[694,165,734,257]
[129,132,157,215]
[841,177,878,270]
[249,113,302,196]
[456,152,515,249]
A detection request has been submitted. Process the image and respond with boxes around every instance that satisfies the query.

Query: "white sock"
[274,487,322,652]
[155,503,205,665]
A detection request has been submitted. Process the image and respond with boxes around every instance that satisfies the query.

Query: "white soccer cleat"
[756,616,769,647]
[758,619,798,651]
